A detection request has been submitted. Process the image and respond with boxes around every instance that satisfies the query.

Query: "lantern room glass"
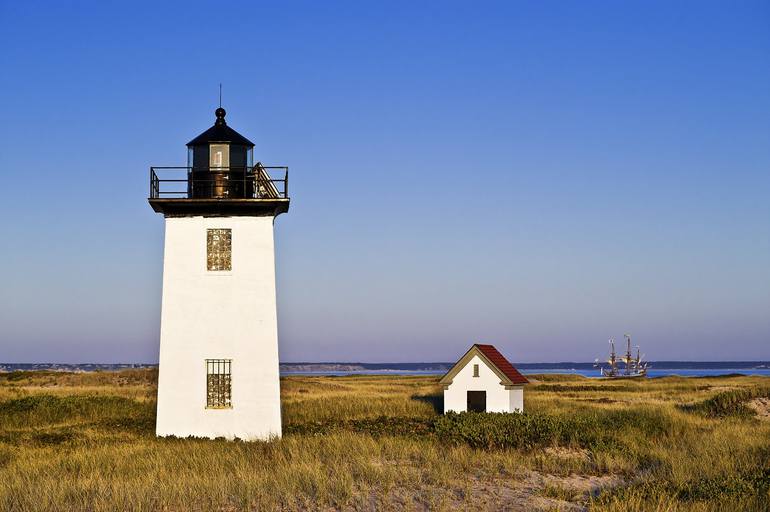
[187,146,253,169]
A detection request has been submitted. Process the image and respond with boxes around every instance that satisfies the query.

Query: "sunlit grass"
[0,370,768,510]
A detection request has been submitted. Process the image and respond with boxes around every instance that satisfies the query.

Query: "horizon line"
[2,360,769,366]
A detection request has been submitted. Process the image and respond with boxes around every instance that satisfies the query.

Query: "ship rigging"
[595,334,649,378]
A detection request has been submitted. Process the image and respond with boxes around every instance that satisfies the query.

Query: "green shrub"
[97,415,155,435]
[434,408,674,451]
[534,384,636,393]
[285,416,433,437]
[596,467,770,505]
[682,386,770,418]
[434,412,560,449]
[285,407,674,454]
[0,395,154,430]
[0,372,28,382]
[32,430,76,446]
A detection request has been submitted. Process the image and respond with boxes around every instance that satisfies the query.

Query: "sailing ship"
[595,334,648,378]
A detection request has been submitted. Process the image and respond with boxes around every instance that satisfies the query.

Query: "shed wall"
[443,355,511,413]
[509,386,524,412]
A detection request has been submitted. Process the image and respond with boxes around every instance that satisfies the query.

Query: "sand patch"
[747,397,770,421]
[340,466,623,511]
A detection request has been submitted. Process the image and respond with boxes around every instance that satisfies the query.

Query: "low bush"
[0,372,28,382]
[438,412,540,449]
[0,395,154,429]
[595,467,770,506]
[533,384,636,393]
[97,415,155,435]
[31,430,76,446]
[682,386,770,418]
[288,407,675,452]
[434,407,676,451]
[285,416,433,437]
[526,374,588,382]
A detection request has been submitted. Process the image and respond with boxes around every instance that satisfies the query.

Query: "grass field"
[0,370,768,511]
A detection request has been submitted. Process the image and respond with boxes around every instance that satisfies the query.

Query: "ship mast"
[608,338,617,376]
[624,334,632,376]
[600,334,648,378]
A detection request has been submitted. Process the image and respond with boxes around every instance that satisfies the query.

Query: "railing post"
[285,168,289,198]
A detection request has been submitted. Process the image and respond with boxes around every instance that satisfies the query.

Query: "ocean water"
[517,368,770,379]
[2,363,769,378]
[278,368,770,378]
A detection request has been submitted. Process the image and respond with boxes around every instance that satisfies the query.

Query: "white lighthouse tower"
[149,107,289,440]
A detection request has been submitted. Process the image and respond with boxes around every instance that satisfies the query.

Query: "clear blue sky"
[1,1,768,363]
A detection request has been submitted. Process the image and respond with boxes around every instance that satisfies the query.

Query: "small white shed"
[439,344,529,413]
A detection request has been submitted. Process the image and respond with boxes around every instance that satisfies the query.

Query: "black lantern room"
[149,108,289,217]
[186,107,255,199]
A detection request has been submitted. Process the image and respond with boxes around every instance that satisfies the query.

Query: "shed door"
[467,391,486,412]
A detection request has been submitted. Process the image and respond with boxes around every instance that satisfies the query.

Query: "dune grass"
[0,370,768,510]
[680,385,770,418]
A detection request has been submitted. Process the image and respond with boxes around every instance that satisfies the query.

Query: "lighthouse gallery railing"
[149,165,288,200]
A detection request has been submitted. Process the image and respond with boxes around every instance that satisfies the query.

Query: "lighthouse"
[148,107,289,440]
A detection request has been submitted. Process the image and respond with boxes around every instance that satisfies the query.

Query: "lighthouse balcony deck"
[148,166,289,216]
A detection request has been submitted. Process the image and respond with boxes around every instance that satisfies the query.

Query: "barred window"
[206,359,232,408]
[207,229,232,271]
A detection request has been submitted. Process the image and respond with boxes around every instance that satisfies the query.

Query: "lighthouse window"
[207,228,232,271]
[206,359,232,409]
[210,143,229,170]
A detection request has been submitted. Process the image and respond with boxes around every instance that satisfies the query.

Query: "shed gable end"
[447,356,495,386]
[440,347,511,388]
[439,344,529,388]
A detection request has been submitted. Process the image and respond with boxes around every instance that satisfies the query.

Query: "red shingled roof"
[475,344,529,385]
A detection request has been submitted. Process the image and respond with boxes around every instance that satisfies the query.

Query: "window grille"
[473,364,479,377]
[206,359,232,408]
[207,228,232,271]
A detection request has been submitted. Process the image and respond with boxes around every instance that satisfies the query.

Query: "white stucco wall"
[509,386,524,412]
[443,355,524,413]
[155,215,282,440]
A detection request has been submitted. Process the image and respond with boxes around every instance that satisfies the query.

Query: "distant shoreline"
[2,361,769,376]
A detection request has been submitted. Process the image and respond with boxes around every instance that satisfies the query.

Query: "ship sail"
[597,334,648,379]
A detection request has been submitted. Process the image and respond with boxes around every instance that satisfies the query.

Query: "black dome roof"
[186,108,254,147]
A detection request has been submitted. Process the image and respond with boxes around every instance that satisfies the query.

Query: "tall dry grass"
[0,370,768,511]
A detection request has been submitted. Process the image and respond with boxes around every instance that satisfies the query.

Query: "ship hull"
[600,368,647,379]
